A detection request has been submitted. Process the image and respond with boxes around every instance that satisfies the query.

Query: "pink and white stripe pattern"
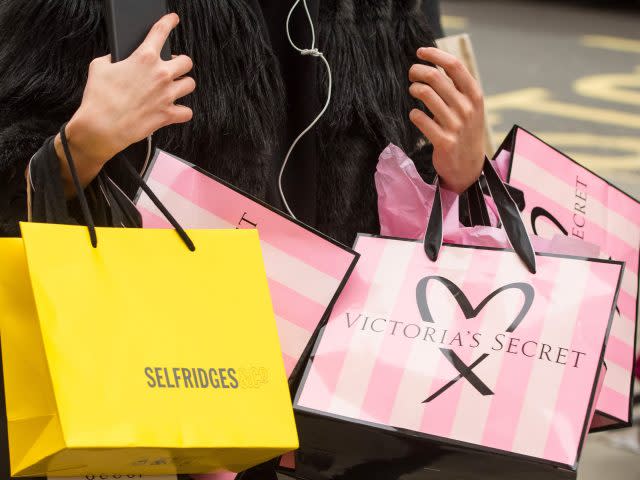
[505,128,639,424]
[296,236,622,467]
[136,150,357,376]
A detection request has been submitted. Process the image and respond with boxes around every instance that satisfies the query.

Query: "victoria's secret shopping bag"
[494,126,640,429]
[291,235,623,480]
[135,150,359,379]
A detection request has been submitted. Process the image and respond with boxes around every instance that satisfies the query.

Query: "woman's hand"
[408,47,485,193]
[54,13,195,194]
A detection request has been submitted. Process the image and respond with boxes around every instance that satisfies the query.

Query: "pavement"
[440,1,640,478]
[441,0,640,198]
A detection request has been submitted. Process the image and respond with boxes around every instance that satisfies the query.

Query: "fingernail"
[418,47,428,56]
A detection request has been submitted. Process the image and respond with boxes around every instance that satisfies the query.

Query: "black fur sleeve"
[0,121,56,237]
[0,122,144,238]
[0,0,107,125]
[0,0,107,236]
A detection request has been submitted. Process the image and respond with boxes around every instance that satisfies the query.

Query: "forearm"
[53,116,112,198]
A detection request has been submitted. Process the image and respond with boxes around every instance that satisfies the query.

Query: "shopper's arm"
[53,13,196,197]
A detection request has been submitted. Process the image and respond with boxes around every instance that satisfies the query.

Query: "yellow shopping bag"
[0,223,298,477]
[0,129,298,477]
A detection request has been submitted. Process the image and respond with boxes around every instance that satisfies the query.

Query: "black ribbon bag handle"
[464,180,492,227]
[59,123,195,251]
[424,158,536,274]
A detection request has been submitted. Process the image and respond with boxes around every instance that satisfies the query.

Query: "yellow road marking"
[484,37,640,177]
[581,35,640,54]
[487,88,640,129]
[486,112,502,127]
[494,131,640,171]
[442,15,468,30]
[574,66,640,106]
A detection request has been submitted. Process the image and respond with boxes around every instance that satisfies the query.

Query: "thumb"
[93,53,113,65]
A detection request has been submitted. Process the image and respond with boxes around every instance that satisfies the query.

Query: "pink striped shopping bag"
[135,150,359,379]
[494,126,639,429]
[291,234,623,480]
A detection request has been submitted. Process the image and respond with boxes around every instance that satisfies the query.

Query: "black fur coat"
[0,0,438,245]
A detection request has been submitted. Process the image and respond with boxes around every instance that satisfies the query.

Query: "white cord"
[279,0,333,219]
[140,134,153,177]
[27,153,37,192]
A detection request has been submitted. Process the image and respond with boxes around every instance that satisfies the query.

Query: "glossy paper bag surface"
[136,150,358,378]
[499,126,639,427]
[0,238,56,480]
[0,224,297,477]
[295,235,622,470]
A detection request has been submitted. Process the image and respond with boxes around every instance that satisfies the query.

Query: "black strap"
[467,180,491,226]
[477,175,527,213]
[424,180,443,261]
[424,158,536,274]
[482,159,536,273]
[120,159,195,251]
[58,124,195,251]
[505,183,526,212]
[59,124,98,247]
[458,190,471,227]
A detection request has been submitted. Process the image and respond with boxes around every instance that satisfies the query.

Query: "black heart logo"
[530,209,620,317]
[416,276,535,402]
[531,206,569,237]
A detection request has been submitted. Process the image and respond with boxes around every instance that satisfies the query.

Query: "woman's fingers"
[167,54,193,79]
[169,105,194,123]
[409,82,457,129]
[409,108,446,147]
[137,13,179,58]
[91,54,112,66]
[409,63,466,113]
[159,104,193,128]
[417,47,483,103]
[171,76,196,101]
[408,47,486,193]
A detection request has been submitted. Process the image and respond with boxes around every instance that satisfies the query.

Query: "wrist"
[54,114,118,197]
[440,174,478,194]
[440,155,485,194]
[57,113,118,169]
